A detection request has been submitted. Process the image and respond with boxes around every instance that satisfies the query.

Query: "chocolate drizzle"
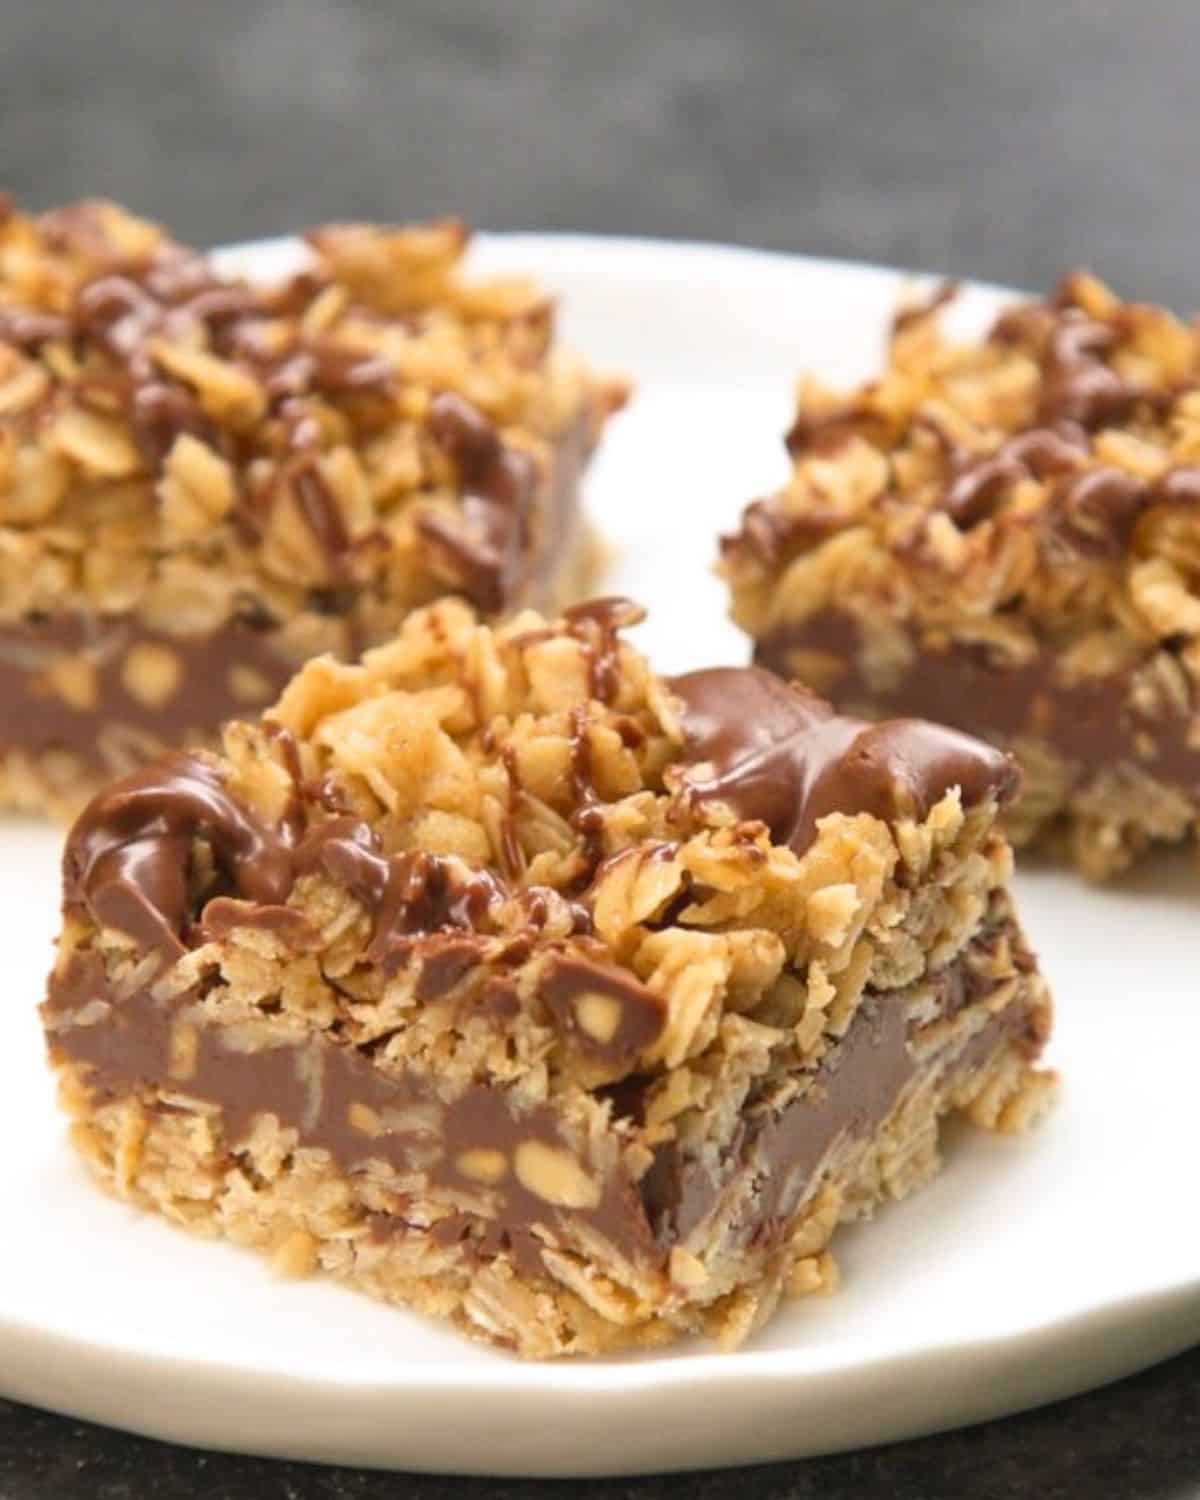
[61,753,548,979]
[563,596,643,703]
[936,437,1168,557]
[933,423,1091,530]
[0,403,595,778]
[0,306,71,351]
[990,280,1191,433]
[65,250,258,463]
[722,497,850,570]
[1051,465,1149,557]
[784,403,878,459]
[497,745,526,881]
[64,754,294,961]
[420,391,540,612]
[46,238,398,472]
[997,423,1090,477]
[1155,466,1200,508]
[3,213,545,596]
[567,703,607,879]
[290,461,358,583]
[257,340,395,404]
[0,218,406,577]
[294,816,505,974]
[1036,311,1146,429]
[0,207,601,788]
[744,276,1200,581]
[61,715,633,1052]
[198,897,316,948]
[668,666,1016,855]
[942,454,1028,527]
[738,421,1200,589]
[731,270,1200,588]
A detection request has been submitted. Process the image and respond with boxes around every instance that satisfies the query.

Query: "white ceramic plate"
[1,235,1197,1478]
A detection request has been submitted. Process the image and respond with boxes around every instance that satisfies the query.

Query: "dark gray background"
[4,1,1199,1495]
[5,0,1200,306]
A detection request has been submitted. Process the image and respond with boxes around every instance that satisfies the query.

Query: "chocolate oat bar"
[42,597,1054,1357]
[0,197,622,818]
[722,271,1200,878]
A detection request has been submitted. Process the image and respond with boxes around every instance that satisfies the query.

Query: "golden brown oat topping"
[722,270,1200,652]
[723,272,1200,878]
[0,197,625,629]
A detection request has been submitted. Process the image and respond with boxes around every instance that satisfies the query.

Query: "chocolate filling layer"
[756,611,1200,794]
[639,999,911,1246]
[45,951,652,1281]
[45,942,1034,1276]
[0,615,296,775]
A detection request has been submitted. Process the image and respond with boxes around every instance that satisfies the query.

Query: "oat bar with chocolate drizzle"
[722,270,1200,879]
[42,596,1054,1357]
[0,197,624,819]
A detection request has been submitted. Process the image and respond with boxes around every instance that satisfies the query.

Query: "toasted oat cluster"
[0,196,624,818]
[722,271,1200,879]
[43,596,1053,1357]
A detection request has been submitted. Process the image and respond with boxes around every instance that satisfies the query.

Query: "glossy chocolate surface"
[63,753,522,967]
[64,753,295,960]
[669,665,1017,854]
[757,611,1200,794]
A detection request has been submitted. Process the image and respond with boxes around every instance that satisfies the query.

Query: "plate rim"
[214,223,1022,305]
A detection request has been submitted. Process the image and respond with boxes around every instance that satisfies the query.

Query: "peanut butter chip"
[574,990,622,1044]
[122,642,183,709]
[347,1101,384,1137]
[229,664,275,705]
[271,1229,319,1279]
[167,1021,198,1081]
[669,1247,709,1288]
[513,1140,601,1209]
[46,654,98,712]
[538,956,665,1060]
[455,1147,509,1185]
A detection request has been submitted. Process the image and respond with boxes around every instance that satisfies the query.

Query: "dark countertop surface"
[3,1,1197,1494]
